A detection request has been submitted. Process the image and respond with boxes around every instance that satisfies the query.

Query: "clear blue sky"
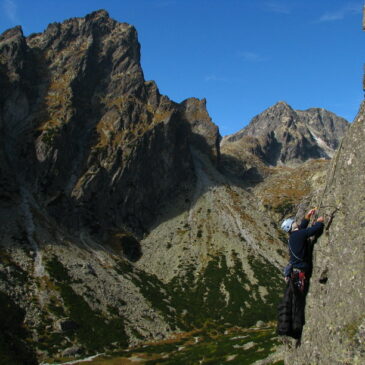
[1,0,364,135]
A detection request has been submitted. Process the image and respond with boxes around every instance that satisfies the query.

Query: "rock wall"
[285,102,365,364]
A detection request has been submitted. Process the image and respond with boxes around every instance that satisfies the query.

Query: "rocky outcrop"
[221,101,348,171]
[285,102,365,364]
[181,97,221,164]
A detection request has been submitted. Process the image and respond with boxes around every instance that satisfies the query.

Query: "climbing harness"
[292,269,306,293]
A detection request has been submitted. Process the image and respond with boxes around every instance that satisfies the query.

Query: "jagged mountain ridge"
[221,101,348,169]
[0,10,290,363]
[0,10,220,238]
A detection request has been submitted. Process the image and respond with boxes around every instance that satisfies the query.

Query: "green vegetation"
[46,256,72,282]
[273,199,295,218]
[0,291,38,365]
[46,257,128,351]
[247,255,284,322]
[37,331,66,353]
[59,284,127,350]
[144,328,278,365]
[41,125,61,146]
[115,251,284,332]
[343,316,365,344]
[0,244,283,361]
[43,249,283,357]
[81,326,281,365]
[170,255,252,327]
[47,300,66,317]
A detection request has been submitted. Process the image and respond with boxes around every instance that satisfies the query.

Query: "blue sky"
[0,0,364,135]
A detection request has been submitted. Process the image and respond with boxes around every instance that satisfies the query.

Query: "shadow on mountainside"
[41,118,264,246]
[219,153,265,187]
[0,106,267,263]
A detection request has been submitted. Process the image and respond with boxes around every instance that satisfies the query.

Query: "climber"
[277,209,324,341]
[281,209,324,279]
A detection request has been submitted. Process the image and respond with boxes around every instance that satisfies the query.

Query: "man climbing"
[282,209,324,277]
[277,209,324,342]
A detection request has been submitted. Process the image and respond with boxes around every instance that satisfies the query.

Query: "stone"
[83,263,97,276]
[255,320,265,328]
[61,345,83,357]
[55,319,79,332]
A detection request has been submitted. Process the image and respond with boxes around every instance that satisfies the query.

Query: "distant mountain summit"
[222,101,349,168]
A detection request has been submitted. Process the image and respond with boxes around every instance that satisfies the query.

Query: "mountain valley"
[0,10,363,365]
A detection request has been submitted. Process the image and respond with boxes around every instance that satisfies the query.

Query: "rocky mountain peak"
[0,25,28,83]
[222,101,348,167]
[0,10,220,237]
[181,97,221,163]
[0,25,23,42]
[268,100,293,112]
[85,9,110,20]
[244,101,297,137]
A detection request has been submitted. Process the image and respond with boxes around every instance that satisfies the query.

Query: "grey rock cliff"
[285,102,365,364]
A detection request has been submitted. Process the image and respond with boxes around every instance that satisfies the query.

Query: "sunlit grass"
[80,325,281,365]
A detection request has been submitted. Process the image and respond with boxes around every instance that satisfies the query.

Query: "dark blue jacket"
[288,219,324,271]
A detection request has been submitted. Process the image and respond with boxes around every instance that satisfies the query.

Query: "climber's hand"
[305,208,316,220]
[316,216,324,223]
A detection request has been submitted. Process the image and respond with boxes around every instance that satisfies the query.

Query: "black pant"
[277,271,308,339]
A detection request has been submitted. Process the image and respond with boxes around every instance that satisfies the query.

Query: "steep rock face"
[221,101,348,170]
[0,10,220,237]
[181,97,221,164]
[286,102,365,364]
